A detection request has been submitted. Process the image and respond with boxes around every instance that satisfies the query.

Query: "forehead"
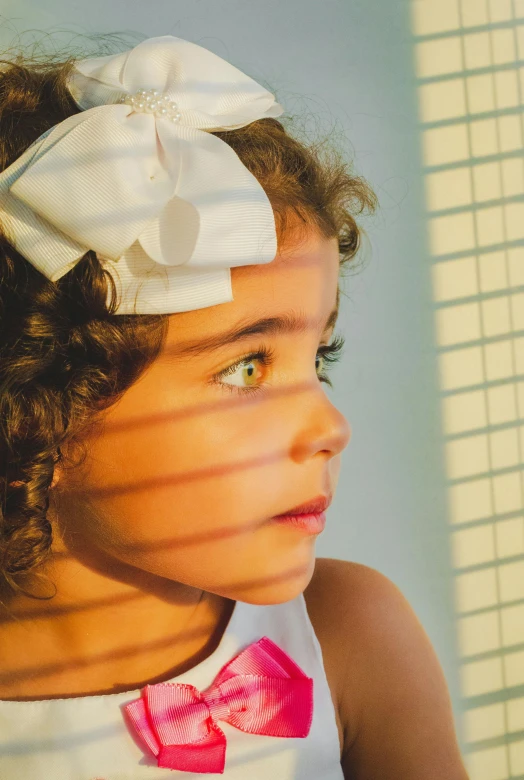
[167,231,340,346]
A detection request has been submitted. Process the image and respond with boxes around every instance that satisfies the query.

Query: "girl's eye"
[218,355,266,392]
[213,334,345,395]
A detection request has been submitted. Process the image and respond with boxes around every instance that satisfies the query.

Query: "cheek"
[62,401,315,602]
[75,399,288,542]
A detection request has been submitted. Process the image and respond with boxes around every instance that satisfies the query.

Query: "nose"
[290,384,351,463]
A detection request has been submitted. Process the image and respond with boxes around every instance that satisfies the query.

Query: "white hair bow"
[0,35,284,314]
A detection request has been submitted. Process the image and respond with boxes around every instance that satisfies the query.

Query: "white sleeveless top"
[0,592,344,780]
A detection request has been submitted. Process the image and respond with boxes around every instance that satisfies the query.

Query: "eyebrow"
[170,301,340,358]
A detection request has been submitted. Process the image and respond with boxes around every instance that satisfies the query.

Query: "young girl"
[0,34,468,780]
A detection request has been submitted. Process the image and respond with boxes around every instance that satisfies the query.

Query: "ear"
[9,450,63,489]
[50,446,63,489]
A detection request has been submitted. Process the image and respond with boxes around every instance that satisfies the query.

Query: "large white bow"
[0,36,284,314]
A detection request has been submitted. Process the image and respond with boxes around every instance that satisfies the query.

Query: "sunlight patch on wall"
[412,0,524,777]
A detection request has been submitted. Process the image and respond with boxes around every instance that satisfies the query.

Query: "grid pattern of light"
[412,1,524,778]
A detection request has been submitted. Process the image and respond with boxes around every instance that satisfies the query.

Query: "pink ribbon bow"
[123,636,314,774]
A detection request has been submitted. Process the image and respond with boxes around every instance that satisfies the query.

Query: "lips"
[274,495,332,517]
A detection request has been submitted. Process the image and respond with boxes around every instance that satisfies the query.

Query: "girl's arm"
[336,562,470,779]
[310,559,470,779]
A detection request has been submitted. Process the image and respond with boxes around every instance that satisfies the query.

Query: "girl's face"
[53,228,351,604]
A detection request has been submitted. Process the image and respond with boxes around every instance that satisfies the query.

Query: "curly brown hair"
[0,36,377,597]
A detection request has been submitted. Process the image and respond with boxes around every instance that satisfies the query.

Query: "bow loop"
[68,35,284,128]
[218,675,314,737]
[9,107,176,267]
[123,636,313,774]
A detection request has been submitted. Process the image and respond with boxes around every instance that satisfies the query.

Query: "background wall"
[3,1,522,775]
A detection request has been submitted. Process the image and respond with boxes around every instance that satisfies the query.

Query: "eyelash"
[213,333,346,396]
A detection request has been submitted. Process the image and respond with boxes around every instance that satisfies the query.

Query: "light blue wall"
[0,0,466,751]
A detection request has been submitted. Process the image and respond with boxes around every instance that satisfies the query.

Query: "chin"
[219,556,316,606]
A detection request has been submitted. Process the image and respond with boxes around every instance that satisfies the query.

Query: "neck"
[0,551,234,701]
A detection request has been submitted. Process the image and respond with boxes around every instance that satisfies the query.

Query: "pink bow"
[123,636,314,774]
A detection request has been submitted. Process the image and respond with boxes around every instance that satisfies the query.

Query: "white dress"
[0,592,345,780]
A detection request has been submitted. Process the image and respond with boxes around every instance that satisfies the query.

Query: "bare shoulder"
[304,557,469,779]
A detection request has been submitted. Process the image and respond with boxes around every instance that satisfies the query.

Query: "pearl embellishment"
[118,88,182,122]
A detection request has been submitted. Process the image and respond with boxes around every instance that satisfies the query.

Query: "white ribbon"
[0,36,284,314]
